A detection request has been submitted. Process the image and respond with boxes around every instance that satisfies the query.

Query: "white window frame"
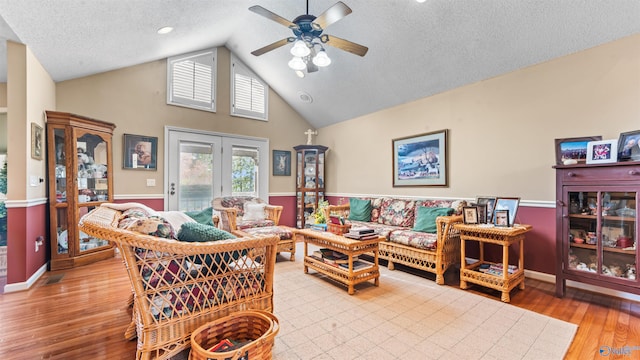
[230,54,268,121]
[167,48,217,112]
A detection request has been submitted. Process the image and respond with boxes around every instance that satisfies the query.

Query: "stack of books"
[344,227,378,240]
[311,249,354,267]
[309,223,328,231]
[478,263,518,276]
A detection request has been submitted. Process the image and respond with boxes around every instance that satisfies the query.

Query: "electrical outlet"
[146,179,156,187]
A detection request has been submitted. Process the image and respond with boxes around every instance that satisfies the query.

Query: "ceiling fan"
[249,1,368,74]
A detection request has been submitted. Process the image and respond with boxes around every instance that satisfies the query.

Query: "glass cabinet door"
[567,190,637,281]
[77,131,110,203]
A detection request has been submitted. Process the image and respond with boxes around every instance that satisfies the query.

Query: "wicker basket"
[189,310,279,360]
[327,223,351,235]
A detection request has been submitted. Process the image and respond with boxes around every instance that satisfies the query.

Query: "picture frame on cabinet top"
[617,130,640,162]
[586,139,618,165]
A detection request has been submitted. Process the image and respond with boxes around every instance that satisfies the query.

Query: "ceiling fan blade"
[251,38,291,56]
[324,35,368,57]
[249,5,298,29]
[312,1,352,30]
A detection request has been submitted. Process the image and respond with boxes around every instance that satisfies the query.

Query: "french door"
[165,127,269,211]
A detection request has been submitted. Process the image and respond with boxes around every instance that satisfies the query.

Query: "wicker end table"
[454,223,532,302]
[296,228,384,295]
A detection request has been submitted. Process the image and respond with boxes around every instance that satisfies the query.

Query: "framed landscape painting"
[392,129,448,187]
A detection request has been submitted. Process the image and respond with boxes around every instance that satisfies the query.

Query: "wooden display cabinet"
[555,162,640,297]
[294,145,328,228]
[45,111,116,270]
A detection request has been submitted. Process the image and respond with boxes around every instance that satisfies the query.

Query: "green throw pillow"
[412,207,454,233]
[177,222,240,269]
[184,207,215,226]
[348,198,372,222]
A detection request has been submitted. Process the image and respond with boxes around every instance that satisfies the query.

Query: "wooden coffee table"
[297,228,384,295]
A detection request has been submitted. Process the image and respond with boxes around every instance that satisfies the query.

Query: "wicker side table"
[454,223,532,302]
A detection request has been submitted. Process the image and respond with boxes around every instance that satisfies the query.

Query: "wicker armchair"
[79,205,279,360]
[212,196,295,261]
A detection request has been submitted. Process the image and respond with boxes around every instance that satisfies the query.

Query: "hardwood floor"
[0,256,638,359]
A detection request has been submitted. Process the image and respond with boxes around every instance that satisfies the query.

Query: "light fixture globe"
[290,40,311,57]
[288,56,306,71]
[312,50,331,67]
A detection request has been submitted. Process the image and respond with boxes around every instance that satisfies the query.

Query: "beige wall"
[318,34,640,202]
[0,82,6,107]
[56,46,312,195]
[6,42,55,200]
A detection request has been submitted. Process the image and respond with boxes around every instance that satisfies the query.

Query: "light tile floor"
[270,242,576,360]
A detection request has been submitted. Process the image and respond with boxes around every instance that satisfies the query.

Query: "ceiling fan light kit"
[250,1,367,75]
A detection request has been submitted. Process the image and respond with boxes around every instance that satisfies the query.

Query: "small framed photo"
[476,196,497,223]
[475,204,488,224]
[617,130,640,162]
[463,206,478,224]
[31,122,44,160]
[123,134,158,170]
[273,150,291,176]
[554,136,602,165]
[586,139,618,165]
[494,197,520,226]
[494,209,510,227]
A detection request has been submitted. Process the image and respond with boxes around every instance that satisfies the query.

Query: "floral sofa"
[327,197,465,285]
[79,203,279,360]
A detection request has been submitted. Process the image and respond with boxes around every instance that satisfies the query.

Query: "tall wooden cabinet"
[294,145,328,228]
[46,111,116,270]
[555,162,640,297]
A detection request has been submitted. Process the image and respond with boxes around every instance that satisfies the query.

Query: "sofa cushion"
[243,225,294,240]
[388,229,439,251]
[370,197,385,223]
[177,222,236,242]
[378,198,416,227]
[184,207,215,226]
[243,202,266,221]
[124,216,177,239]
[348,198,372,222]
[348,220,403,239]
[413,206,454,233]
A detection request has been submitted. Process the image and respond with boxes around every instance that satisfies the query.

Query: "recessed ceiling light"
[157,26,174,35]
[298,91,313,103]
[416,0,427,3]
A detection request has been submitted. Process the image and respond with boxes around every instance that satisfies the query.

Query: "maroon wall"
[7,203,48,284]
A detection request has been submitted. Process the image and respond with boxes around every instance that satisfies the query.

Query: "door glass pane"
[78,206,109,252]
[54,129,68,202]
[77,132,109,202]
[179,142,213,211]
[601,191,636,280]
[567,191,597,273]
[231,146,258,197]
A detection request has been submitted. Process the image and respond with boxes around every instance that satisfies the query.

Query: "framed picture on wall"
[392,129,448,187]
[31,123,44,160]
[123,134,158,170]
[272,150,291,176]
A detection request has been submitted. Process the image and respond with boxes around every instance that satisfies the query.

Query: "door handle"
[170,182,176,195]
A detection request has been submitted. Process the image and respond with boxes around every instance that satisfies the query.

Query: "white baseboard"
[463,257,640,302]
[524,269,640,302]
[4,263,47,293]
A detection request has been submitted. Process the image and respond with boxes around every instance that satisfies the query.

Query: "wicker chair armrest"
[435,214,463,256]
[212,206,238,232]
[327,204,350,219]
[264,205,283,225]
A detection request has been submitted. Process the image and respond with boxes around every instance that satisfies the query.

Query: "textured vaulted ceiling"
[0,1,638,128]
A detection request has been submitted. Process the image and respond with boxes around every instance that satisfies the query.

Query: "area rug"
[174,243,577,359]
